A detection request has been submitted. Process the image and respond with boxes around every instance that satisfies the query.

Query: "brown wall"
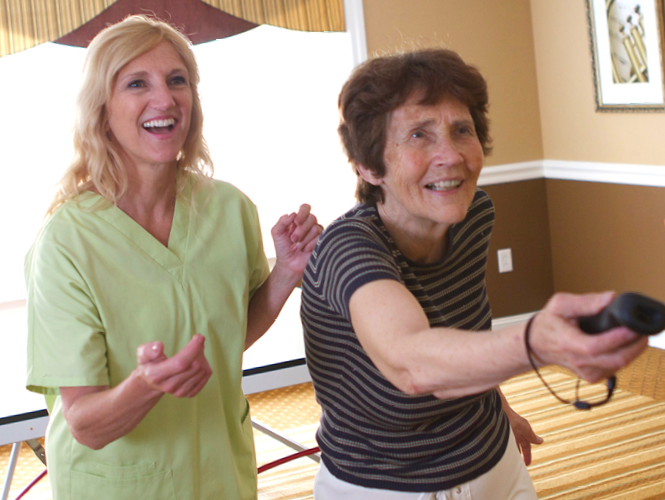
[484,180,554,317]
[485,178,665,317]
[547,180,665,302]
[362,0,544,166]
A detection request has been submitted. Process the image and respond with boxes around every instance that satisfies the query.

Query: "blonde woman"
[25,15,320,500]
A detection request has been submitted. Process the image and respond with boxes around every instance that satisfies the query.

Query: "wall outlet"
[498,248,513,273]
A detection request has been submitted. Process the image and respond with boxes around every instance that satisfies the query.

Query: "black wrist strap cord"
[524,314,616,410]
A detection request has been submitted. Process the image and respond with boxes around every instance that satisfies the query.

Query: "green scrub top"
[25,177,270,500]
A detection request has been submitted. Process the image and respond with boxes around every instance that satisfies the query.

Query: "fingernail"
[151,344,159,351]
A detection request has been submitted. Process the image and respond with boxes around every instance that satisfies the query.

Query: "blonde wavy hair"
[47,14,213,216]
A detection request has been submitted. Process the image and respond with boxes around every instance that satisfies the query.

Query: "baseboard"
[479,159,665,187]
[477,161,543,186]
[491,312,535,330]
[649,332,665,349]
[543,160,665,187]
[242,363,311,395]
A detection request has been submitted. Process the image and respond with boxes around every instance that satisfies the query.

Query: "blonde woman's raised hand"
[271,204,322,278]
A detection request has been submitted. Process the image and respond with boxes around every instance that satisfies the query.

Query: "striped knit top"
[300,189,510,492]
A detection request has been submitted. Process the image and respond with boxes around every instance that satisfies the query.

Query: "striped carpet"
[502,369,665,499]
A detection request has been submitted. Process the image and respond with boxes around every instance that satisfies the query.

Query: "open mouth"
[142,118,176,134]
[425,180,462,191]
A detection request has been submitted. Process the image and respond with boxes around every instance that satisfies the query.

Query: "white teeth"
[143,118,175,128]
[427,180,462,191]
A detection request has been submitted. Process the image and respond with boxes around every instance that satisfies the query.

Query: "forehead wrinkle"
[409,117,437,129]
[121,66,188,79]
[390,106,434,131]
[120,70,149,80]
[398,114,474,133]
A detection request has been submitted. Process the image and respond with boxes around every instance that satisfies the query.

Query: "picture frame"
[586,0,665,111]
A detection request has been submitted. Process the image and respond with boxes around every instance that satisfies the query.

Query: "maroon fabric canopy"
[55,0,258,47]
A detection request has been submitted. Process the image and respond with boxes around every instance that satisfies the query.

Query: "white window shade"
[196,26,357,258]
[0,26,356,303]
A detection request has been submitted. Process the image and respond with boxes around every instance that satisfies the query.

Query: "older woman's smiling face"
[361,95,484,239]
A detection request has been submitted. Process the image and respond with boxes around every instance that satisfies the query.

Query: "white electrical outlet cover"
[498,248,513,273]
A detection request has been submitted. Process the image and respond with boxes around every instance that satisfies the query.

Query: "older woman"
[300,49,647,499]
[25,15,319,500]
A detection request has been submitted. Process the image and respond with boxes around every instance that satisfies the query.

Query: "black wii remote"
[578,292,665,335]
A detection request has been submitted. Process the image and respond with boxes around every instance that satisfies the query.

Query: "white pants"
[313,431,538,500]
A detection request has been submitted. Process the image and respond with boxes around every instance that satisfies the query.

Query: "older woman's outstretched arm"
[349,280,648,399]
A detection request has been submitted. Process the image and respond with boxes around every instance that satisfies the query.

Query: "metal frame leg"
[1,442,22,500]
[25,439,46,466]
[252,419,320,463]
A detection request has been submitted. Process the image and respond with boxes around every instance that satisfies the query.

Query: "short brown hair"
[338,48,492,204]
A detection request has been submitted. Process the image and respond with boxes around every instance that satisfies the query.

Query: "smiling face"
[106,41,193,171]
[359,95,484,240]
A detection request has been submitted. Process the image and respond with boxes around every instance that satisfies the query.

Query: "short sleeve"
[244,202,270,299]
[25,218,109,395]
[310,219,401,321]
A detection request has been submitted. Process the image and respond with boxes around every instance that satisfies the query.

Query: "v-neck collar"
[78,181,192,279]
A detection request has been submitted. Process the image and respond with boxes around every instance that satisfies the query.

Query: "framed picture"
[586,0,665,111]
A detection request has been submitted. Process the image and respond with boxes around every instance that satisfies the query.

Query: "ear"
[356,164,383,186]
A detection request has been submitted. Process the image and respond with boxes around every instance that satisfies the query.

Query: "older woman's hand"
[504,405,543,466]
[271,204,321,279]
[136,334,212,398]
[528,292,649,384]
